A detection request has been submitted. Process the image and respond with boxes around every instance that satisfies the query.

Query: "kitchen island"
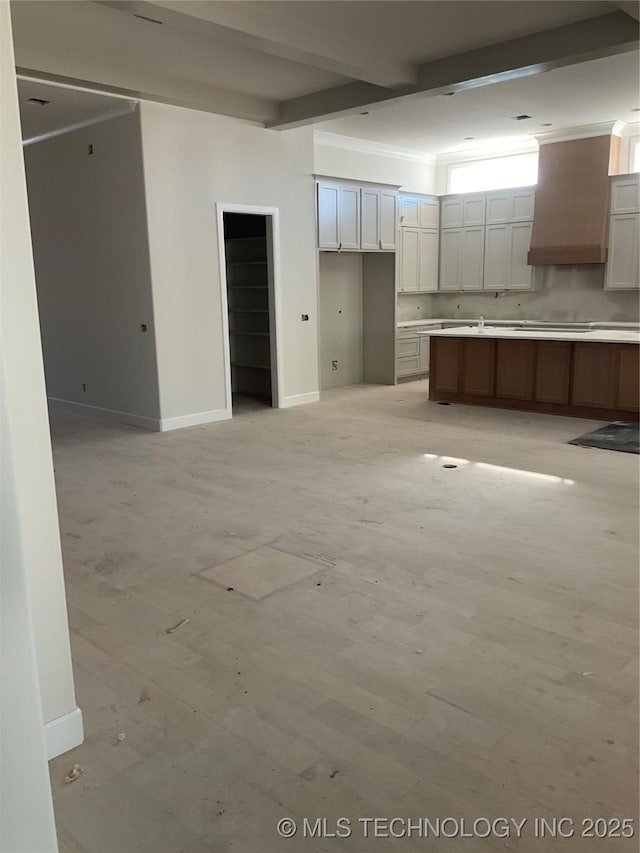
[425,326,640,421]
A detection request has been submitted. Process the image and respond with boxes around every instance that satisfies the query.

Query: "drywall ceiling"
[18,79,134,142]
[11,0,638,127]
[319,51,640,155]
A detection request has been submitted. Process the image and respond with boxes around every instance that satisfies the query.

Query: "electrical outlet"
[331,360,338,371]
[301,314,309,322]
[140,323,147,332]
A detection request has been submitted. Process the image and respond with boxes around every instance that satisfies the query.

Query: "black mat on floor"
[569,421,639,454]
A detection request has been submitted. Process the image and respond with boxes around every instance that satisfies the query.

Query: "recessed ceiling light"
[463,136,475,140]
[359,111,369,116]
[631,107,640,112]
[540,122,552,127]
[443,92,456,97]
[27,97,50,106]
[511,114,532,121]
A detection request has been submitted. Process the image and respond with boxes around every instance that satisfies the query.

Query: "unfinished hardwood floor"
[49,382,639,852]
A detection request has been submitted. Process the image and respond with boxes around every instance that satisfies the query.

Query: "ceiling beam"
[15,67,276,124]
[613,2,640,23]
[269,11,639,129]
[95,0,417,88]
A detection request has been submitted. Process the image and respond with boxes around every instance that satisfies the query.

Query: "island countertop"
[420,326,640,344]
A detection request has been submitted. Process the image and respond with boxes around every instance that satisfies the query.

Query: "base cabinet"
[429,337,639,420]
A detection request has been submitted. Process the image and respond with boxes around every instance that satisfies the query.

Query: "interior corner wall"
[1,10,79,845]
[314,141,436,193]
[138,102,319,422]
[24,110,161,428]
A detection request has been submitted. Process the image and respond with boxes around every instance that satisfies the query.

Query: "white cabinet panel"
[486,194,512,225]
[484,224,509,289]
[441,199,464,229]
[399,228,420,292]
[509,222,534,289]
[610,177,640,215]
[360,188,380,250]
[339,185,360,249]
[418,230,439,292]
[317,182,340,249]
[379,189,398,249]
[419,336,430,372]
[397,355,421,376]
[399,197,420,227]
[439,228,462,290]
[463,196,486,226]
[511,189,535,221]
[605,213,640,290]
[397,336,420,357]
[420,200,439,229]
[461,227,485,290]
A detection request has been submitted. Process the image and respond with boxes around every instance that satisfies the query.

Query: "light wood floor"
[49,382,639,852]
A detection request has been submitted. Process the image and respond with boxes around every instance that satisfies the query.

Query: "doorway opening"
[219,209,280,413]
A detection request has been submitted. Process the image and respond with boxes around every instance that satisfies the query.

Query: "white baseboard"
[48,398,160,431]
[279,392,320,409]
[159,408,231,431]
[45,707,84,760]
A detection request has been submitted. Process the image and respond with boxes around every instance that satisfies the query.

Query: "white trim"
[23,102,137,146]
[280,391,320,408]
[215,203,284,410]
[158,408,231,431]
[314,130,437,165]
[48,397,159,431]
[45,707,83,760]
[534,121,625,144]
[436,138,538,166]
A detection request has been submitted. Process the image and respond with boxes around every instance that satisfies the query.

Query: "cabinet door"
[317,182,340,249]
[535,341,571,404]
[495,340,535,399]
[397,335,420,357]
[418,229,438,292]
[486,193,512,225]
[339,185,360,249]
[508,222,534,290]
[399,228,420,292]
[379,190,398,249]
[419,199,439,229]
[462,338,495,396]
[610,177,640,214]
[397,356,421,377]
[463,195,486,226]
[399,196,420,227]
[617,345,640,411]
[439,229,462,290]
[461,227,485,290]
[483,224,509,290]
[360,187,383,250]
[419,336,430,371]
[431,337,462,394]
[605,214,639,290]
[441,199,463,229]
[511,189,535,221]
[571,343,617,409]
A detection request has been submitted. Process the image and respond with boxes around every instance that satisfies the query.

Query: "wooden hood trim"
[527,135,620,266]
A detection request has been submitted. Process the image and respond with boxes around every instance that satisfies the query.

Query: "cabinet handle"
[379,239,382,249]
[338,242,342,252]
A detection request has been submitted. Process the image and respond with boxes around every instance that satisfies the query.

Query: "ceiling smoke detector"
[27,97,50,106]
[511,114,532,121]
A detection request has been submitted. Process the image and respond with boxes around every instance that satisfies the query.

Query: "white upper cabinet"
[317,182,340,249]
[316,180,397,251]
[439,227,483,291]
[379,189,398,249]
[441,198,464,229]
[483,222,533,291]
[605,213,640,290]
[399,194,439,229]
[485,188,535,225]
[509,222,534,289]
[610,175,640,215]
[440,194,486,229]
[360,188,380,250]
[339,185,360,250]
[463,195,486,227]
[399,228,420,292]
[418,229,439,292]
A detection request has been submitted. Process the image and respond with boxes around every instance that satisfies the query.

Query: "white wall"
[314,134,436,193]
[25,111,161,428]
[428,264,639,322]
[319,253,364,389]
[139,102,319,423]
[1,5,77,849]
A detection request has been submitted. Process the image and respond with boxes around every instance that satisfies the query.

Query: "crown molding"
[534,121,626,144]
[313,130,436,164]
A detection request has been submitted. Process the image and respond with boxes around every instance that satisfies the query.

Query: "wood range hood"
[527,122,624,266]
